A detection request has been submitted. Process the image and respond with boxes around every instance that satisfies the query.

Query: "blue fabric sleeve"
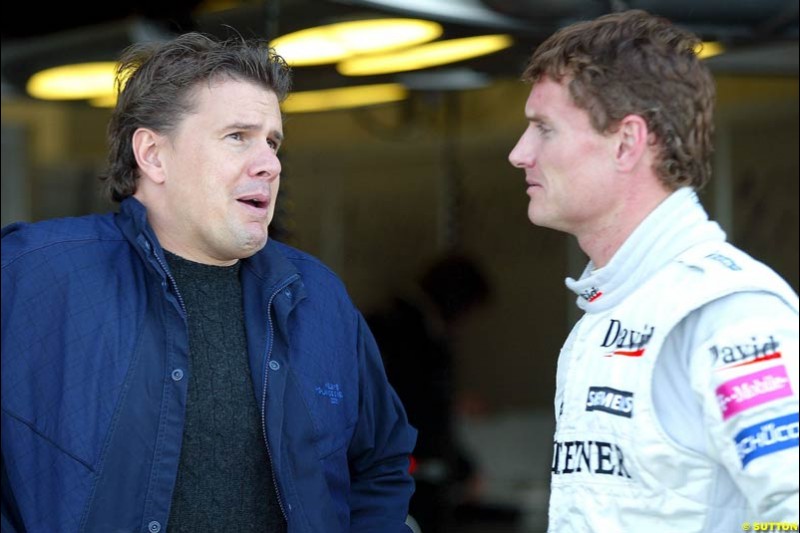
[347,313,417,532]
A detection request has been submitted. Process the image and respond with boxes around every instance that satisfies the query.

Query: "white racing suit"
[548,188,799,532]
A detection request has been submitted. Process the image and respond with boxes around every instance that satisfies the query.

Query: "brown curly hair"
[102,32,292,202]
[523,10,715,190]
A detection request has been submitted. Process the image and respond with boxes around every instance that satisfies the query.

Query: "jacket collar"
[116,197,170,279]
[116,196,305,298]
[243,239,304,297]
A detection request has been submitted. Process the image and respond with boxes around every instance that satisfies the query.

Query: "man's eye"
[228,132,243,141]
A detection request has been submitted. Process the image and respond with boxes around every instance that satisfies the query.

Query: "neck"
[133,190,238,267]
[578,183,672,269]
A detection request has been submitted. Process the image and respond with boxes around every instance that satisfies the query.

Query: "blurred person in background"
[368,254,491,532]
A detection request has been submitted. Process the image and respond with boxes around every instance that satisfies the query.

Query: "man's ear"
[614,114,649,173]
[132,128,167,184]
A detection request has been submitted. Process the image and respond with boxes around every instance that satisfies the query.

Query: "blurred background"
[2,1,798,531]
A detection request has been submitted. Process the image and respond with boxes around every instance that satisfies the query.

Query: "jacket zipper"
[149,242,187,315]
[141,237,187,531]
[261,277,298,522]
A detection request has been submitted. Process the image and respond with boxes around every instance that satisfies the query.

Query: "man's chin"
[233,228,269,258]
[527,208,556,230]
[527,206,542,226]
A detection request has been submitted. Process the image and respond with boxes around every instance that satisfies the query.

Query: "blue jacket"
[1,198,416,533]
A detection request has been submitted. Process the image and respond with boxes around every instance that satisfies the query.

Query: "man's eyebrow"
[224,122,284,142]
[225,121,260,130]
[525,113,549,123]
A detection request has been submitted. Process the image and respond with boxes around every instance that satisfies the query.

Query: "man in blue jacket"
[1,32,416,533]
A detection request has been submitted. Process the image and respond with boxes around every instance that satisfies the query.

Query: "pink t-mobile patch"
[716,366,793,420]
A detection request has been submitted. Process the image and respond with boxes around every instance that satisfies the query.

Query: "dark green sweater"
[165,251,285,533]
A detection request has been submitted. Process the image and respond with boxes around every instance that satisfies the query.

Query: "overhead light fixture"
[337,34,513,76]
[398,68,490,91]
[90,94,118,108]
[27,62,117,100]
[695,41,724,59]
[281,83,407,113]
[271,18,442,67]
[93,83,408,112]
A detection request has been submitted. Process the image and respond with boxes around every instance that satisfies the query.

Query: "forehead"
[185,78,281,123]
[525,77,573,113]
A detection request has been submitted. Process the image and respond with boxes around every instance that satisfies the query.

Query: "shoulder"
[651,241,797,372]
[263,240,358,315]
[664,241,798,312]
[666,241,798,359]
[675,292,796,362]
[677,242,793,287]
[271,241,348,288]
[2,214,123,269]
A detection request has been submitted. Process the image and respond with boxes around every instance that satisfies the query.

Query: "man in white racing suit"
[508,9,799,533]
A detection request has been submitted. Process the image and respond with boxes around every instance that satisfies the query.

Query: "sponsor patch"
[716,366,793,420]
[734,413,799,467]
[551,440,632,478]
[586,386,634,418]
[601,319,654,358]
[581,287,603,302]
[711,335,781,371]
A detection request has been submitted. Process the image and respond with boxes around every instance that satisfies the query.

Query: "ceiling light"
[281,83,407,113]
[271,18,442,67]
[695,41,724,59]
[89,94,118,108]
[27,62,117,100]
[337,34,513,76]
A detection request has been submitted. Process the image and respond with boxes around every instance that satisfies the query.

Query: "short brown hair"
[102,32,292,202]
[523,10,715,190]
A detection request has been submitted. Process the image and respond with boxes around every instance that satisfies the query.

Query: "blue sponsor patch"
[734,412,799,467]
[586,386,634,418]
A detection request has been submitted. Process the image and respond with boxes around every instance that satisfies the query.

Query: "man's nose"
[249,141,281,180]
[509,130,533,168]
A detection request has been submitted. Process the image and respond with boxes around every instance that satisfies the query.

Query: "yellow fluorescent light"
[90,94,118,108]
[27,62,117,100]
[695,41,724,59]
[338,34,513,76]
[281,84,407,113]
[271,18,442,66]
